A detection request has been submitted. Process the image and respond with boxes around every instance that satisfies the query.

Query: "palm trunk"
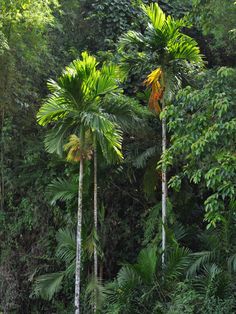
[161,102,167,267]
[93,139,98,313]
[75,130,85,314]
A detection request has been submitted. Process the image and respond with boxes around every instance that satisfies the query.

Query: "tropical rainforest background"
[0,0,236,313]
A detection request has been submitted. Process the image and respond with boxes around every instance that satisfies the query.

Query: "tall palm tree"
[37,52,123,314]
[119,2,204,266]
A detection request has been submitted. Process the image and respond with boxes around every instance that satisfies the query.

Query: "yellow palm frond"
[64,134,81,162]
[144,67,164,114]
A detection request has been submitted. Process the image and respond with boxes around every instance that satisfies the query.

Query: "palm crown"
[37,51,123,162]
[119,3,204,109]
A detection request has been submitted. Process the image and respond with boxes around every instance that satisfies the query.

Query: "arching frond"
[44,121,76,156]
[165,247,191,280]
[32,271,65,300]
[47,177,77,205]
[193,264,226,298]
[227,253,236,273]
[56,229,76,266]
[32,229,76,301]
[141,3,166,31]
[119,30,145,49]
[37,95,75,126]
[135,246,158,284]
[133,145,158,168]
[187,251,215,277]
[117,266,141,292]
[85,276,106,311]
[168,36,204,64]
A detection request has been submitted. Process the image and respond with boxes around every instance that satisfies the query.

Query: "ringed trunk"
[93,139,98,313]
[75,131,85,314]
[161,102,167,267]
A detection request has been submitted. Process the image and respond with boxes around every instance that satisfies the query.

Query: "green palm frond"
[168,36,204,64]
[227,253,236,273]
[133,145,158,168]
[119,30,145,49]
[141,3,166,31]
[101,94,150,132]
[194,264,222,298]
[47,178,77,205]
[187,251,216,277]
[32,271,65,300]
[94,63,120,96]
[44,122,75,156]
[55,229,76,266]
[32,229,76,301]
[117,266,141,292]
[37,95,75,126]
[135,246,158,284]
[85,276,107,311]
[165,247,191,280]
[80,111,123,163]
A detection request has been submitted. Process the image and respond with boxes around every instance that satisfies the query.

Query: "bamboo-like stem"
[93,138,98,313]
[161,101,167,267]
[75,128,85,314]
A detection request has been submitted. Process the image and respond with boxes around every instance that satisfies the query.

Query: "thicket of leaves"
[0,0,236,313]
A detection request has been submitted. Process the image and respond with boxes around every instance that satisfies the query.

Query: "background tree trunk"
[161,104,167,267]
[93,139,98,313]
[75,131,84,314]
[0,108,4,212]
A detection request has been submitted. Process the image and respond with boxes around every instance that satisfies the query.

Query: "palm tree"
[119,2,204,266]
[104,245,191,313]
[37,52,123,314]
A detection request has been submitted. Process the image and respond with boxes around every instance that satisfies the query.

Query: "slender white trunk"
[93,140,98,313]
[161,104,167,267]
[75,147,84,314]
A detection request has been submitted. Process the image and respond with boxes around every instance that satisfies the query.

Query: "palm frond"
[194,264,222,298]
[119,30,145,49]
[165,247,191,280]
[227,253,236,273]
[133,145,158,168]
[85,276,107,310]
[101,94,150,132]
[117,266,141,291]
[187,251,215,277]
[141,3,166,31]
[44,122,75,156]
[135,246,158,284]
[80,111,123,163]
[46,178,77,205]
[55,228,76,266]
[37,95,74,126]
[168,36,204,65]
[32,271,65,300]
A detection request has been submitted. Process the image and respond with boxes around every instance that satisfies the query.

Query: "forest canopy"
[0,0,236,313]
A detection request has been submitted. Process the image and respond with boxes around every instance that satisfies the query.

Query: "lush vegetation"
[0,0,236,313]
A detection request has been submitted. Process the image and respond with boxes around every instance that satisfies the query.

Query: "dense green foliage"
[0,0,236,313]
